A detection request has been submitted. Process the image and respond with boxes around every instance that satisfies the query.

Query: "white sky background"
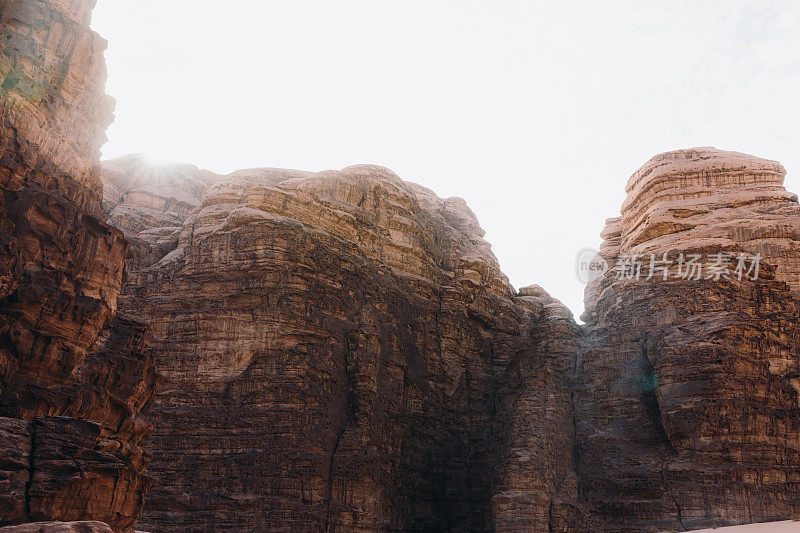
[92,1,800,318]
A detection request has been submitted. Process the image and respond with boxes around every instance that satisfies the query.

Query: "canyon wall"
[1,0,799,530]
[103,161,587,531]
[104,148,800,532]
[0,1,155,530]
[101,154,220,270]
[577,148,800,531]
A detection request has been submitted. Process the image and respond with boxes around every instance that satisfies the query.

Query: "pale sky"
[92,1,800,318]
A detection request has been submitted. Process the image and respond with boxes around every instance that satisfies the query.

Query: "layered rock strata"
[578,148,800,531]
[3,0,799,529]
[100,155,219,269]
[0,0,114,194]
[583,148,800,312]
[103,147,800,531]
[0,1,156,530]
[107,164,585,531]
[491,285,593,532]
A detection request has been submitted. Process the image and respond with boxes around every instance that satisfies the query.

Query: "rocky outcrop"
[0,0,114,196]
[0,1,155,530]
[104,164,585,531]
[100,155,219,269]
[583,148,800,313]
[492,285,593,532]
[4,0,798,529]
[101,147,800,531]
[577,148,800,531]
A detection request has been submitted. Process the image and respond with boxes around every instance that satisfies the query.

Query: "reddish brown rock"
[100,155,219,269]
[492,285,594,532]
[584,147,800,314]
[4,1,797,530]
[577,148,800,531]
[0,0,114,196]
[104,147,800,532]
[0,417,29,523]
[0,1,155,530]
[105,164,585,531]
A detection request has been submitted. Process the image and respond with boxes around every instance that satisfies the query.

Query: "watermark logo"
[575,249,762,284]
[610,252,761,282]
[576,248,609,284]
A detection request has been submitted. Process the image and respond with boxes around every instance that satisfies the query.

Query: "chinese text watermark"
[576,250,762,284]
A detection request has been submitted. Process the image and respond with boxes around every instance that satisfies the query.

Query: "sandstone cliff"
[102,149,800,532]
[577,148,800,531]
[101,161,587,531]
[0,1,155,530]
[100,154,220,270]
[2,0,799,530]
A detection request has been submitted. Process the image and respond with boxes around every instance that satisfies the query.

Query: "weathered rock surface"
[577,148,800,531]
[0,0,114,196]
[101,146,800,531]
[105,164,585,531]
[584,147,800,312]
[4,0,799,530]
[0,1,155,530]
[492,285,593,532]
[100,155,219,269]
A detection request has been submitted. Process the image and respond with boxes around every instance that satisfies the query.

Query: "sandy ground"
[693,521,800,532]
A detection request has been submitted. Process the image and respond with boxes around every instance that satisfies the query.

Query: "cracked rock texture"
[3,0,800,529]
[104,148,800,532]
[0,1,155,530]
[99,145,800,531]
[577,148,800,531]
[491,285,594,532]
[106,164,585,531]
[583,148,800,311]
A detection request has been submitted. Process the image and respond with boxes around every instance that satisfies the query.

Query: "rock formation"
[2,0,799,530]
[100,155,219,269]
[0,1,155,530]
[100,162,586,531]
[577,148,800,531]
[491,285,594,532]
[583,148,800,312]
[103,149,800,532]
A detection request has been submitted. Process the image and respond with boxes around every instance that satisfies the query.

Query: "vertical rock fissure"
[325,333,356,532]
[660,456,685,531]
[24,419,36,522]
[325,422,347,532]
[640,338,671,447]
[570,389,582,501]
[571,326,585,503]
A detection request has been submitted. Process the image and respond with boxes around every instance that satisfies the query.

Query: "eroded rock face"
[583,147,800,315]
[492,285,594,532]
[100,155,220,269]
[4,1,798,531]
[577,148,800,531]
[0,0,114,196]
[0,1,155,530]
[106,164,585,531]
[105,148,800,531]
